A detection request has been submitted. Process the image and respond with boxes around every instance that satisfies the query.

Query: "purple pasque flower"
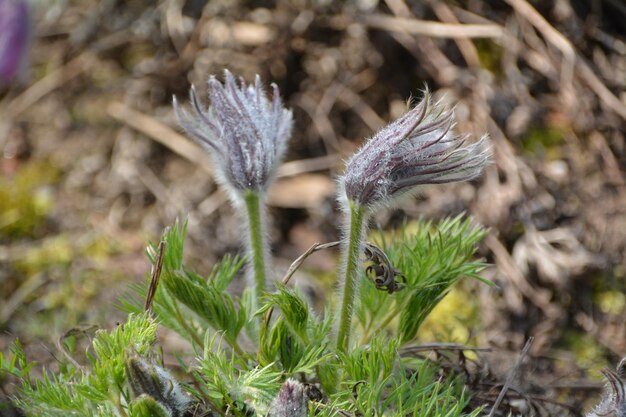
[340,91,491,210]
[0,0,30,84]
[268,379,308,417]
[173,70,293,198]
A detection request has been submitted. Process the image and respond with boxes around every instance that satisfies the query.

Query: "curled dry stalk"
[364,243,406,294]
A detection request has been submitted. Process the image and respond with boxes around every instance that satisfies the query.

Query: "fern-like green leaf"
[357,215,489,345]
[264,284,310,344]
[162,269,245,348]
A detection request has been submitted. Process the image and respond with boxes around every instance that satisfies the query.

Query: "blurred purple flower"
[0,0,30,84]
[173,70,293,198]
[340,91,491,209]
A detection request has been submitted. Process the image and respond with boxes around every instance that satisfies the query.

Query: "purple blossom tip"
[587,358,626,417]
[0,0,30,84]
[340,91,491,209]
[268,379,308,417]
[173,69,293,196]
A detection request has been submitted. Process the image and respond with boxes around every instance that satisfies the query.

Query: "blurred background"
[1,0,625,409]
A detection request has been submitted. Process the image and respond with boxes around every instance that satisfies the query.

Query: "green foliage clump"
[11,314,161,417]
[332,337,481,417]
[0,340,34,383]
[7,215,488,416]
[357,215,489,344]
[121,217,485,415]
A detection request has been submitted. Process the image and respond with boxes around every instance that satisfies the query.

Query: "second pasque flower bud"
[340,92,490,210]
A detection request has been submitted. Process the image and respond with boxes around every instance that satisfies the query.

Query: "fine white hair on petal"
[173,70,293,199]
[268,379,309,417]
[126,354,192,417]
[340,91,491,209]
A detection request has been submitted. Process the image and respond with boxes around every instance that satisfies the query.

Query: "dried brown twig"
[363,14,504,39]
[145,240,166,314]
[488,337,534,417]
[505,0,626,120]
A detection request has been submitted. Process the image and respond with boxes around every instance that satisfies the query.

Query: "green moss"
[594,290,626,315]
[474,39,503,75]
[8,229,121,338]
[13,232,119,276]
[561,331,608,375]
[418,283,480,344]
[0,160,59,238]
[520,126,566,159]
[13,235,73,275]
[84,235,120,263]
[13,268,116,339]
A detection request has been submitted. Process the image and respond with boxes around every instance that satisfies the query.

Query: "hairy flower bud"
[173,70,293,199]
[0,0,30,84]
[588,358,626,417]
[268,379,309,417]
[125,354,192,417]
[340,92,490,210]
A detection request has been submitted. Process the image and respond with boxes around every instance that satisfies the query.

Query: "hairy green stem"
[336,201,367,352]
[244,191,268,308]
